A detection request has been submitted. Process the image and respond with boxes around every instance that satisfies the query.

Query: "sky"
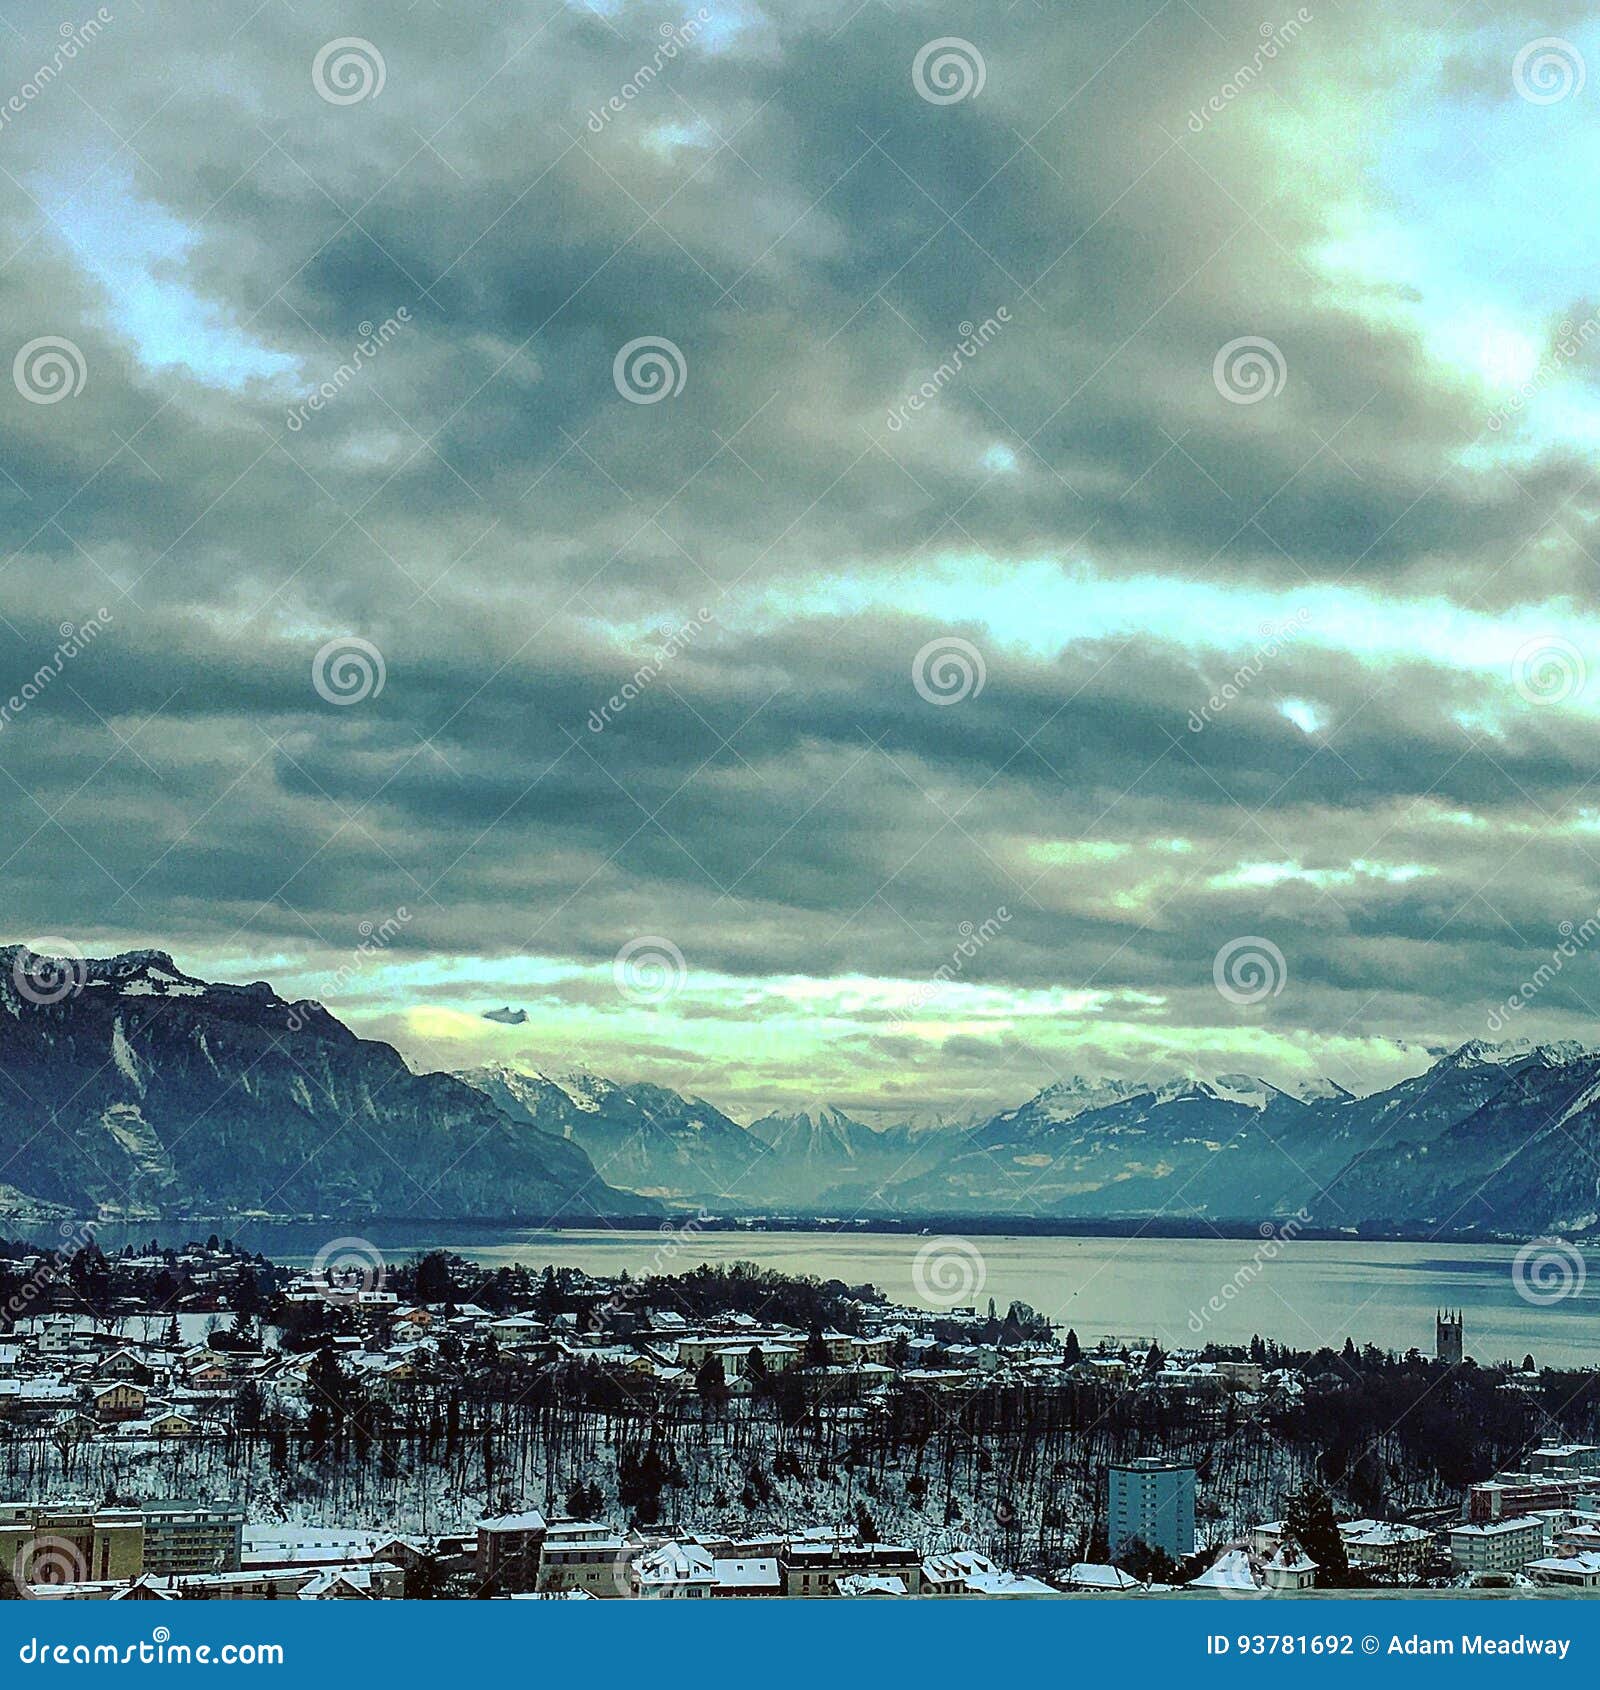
[4,0,1600,1122]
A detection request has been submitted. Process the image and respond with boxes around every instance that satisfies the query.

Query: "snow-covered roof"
[1451,1514,1544,1538]
[1187,1549,1260,1592]
[476,1510,548,1534]
[1342,1520,1430,1546]
[634,1540,715,1584]
[713,1556,780,1590]
[834,1573,906,1596]
[1064,1563,1139,1590]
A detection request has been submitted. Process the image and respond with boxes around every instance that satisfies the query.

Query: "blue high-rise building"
[1108,1458,1196,1560]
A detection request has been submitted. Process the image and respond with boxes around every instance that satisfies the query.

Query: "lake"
[98,1222,1600,1368]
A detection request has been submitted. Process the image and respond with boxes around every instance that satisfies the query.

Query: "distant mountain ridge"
[454,1039,1600,1233]
[0,946,654,1222]
[453,1063,763,1203]
[7,941,1594,1235]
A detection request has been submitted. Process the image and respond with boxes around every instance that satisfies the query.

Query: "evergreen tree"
[1062,1327,1082,1366]
[695,1353,730,1407]
[1284,1482,1348,1586]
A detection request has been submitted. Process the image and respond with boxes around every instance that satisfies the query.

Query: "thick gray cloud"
[1,0,1598,1112]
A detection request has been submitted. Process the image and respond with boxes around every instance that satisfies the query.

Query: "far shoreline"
[54,1210,1581,1249]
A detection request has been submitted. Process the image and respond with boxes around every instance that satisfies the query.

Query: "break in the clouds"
[3,0,1600,1118]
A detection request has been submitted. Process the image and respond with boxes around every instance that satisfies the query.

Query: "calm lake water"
[101,1223,1600,1369]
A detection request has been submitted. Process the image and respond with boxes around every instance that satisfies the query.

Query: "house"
[1249,1520,1285,1557]
[36,1564,402,1600]
[781,1532,922,1597]
[1062,1563,1140,1591]
[96,1349,155,1384]
[536,1521,635,1596]
[1187,1549,1262,1594]
[630,1540,715,1598]
[1528,1551,1600,1589]
[920,1550,1053,1597]
[1340,1519,1432,1580]
[711,1556,781,1597]
[242,1526,419,1574]
[89,1382,148,1423]
[1450,1515,1546,1575]
[0,1504,144,1592]
[142,1502,245,1576]
[473,1510,548,1594]
[1261,1542,1318,1591]
[834,1573,907,1597]
[118,1412,202,1439]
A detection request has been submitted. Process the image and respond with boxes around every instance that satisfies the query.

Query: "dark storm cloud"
[0,0,1598,1102]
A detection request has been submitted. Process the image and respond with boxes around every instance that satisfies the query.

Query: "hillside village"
[0,1238,1597,1598]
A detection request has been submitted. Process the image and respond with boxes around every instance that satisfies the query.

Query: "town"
[0,1235,1597,1599]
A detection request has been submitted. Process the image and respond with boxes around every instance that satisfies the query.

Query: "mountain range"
[454,1042,1600,1236]
[0,946,654,1223]
[458,1040,1600,1235]
[4,946,1598,1237]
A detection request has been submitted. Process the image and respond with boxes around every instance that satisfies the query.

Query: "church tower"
[1436,1309,1463,1365]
